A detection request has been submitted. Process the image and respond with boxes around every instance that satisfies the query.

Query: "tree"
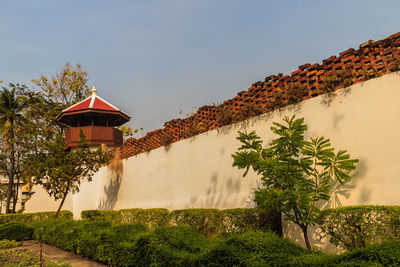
[29,130,109,218]
[0,85,28,213]
[30,62,90,136]
[25,63,105,217]
[232,116,358,249]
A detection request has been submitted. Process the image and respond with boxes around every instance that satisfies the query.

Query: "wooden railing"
[65,126,123,149]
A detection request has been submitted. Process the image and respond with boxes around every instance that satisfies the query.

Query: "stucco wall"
[27,72,400,250]
[24,185,73,213]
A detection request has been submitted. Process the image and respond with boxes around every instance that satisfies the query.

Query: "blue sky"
[1,0,400,134]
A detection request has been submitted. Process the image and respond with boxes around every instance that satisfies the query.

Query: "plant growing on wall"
[236,103,265,121]
[232,116,358,249]
[28,130,109,218]
[217,106,238,126]
[285,83,307,105]
[159,134,174,146]
[321,69,354,94]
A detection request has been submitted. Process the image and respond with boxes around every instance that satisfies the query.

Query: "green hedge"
[0,211,72,225]
[32,219,306,266]
[31,219,400,266]
[203,231,307,266]
[290,241,400,266]
[0,222,34,241]
[81,208,274,236]
[319,205,400,250]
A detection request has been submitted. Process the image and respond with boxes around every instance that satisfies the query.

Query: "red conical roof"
[57,86,131,126]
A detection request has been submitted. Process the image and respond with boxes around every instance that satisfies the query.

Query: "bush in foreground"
[0,211,72,225]
[30,219,400,266]
[0,222,34,241]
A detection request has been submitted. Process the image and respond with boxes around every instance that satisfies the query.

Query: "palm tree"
[0,86,27,213]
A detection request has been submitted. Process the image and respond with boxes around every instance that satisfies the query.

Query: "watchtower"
[56,86,130,150]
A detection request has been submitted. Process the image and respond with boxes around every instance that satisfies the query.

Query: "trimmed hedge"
[32,219,306,266]
[0,211,72,225]
[204,231,307,266]
[319,205,400,250]
[290,240,400,266]
[0,222,34,241]
[31,219,400,266]
[82,208,274,236]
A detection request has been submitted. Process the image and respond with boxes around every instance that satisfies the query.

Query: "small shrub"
[0,239,22,249]
[169,209,223,237]
[321,69,354,94]
[266,93,285,111]
[221,208,271,234]
[159,134,174,146]
[236,103,265,121]
[119,208,170,229]
[0,211,72,225]
[181,123,204,139]
[133,226,210,266]
[81,210,119,223]
[286,83,307,105]
[203,231,307,266]
[340,240,400,266]
[319,205,400,250]
[217,106,238,126]
[0,223,34,241]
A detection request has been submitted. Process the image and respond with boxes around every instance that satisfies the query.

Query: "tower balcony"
[64,126,123,150]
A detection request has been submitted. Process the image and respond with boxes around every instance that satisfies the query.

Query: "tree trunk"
[302,225,311,250]
[55,189,69,219]
[12,176,20,213]
[269,210,283,237]
[5,153,15,214]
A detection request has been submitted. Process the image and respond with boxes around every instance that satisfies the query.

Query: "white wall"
[28,72,400,251]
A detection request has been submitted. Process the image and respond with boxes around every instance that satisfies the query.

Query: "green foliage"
[81,208,272,236]
[0,222,34,241]
[217,103,265,127]
[29,130,110,217]
[220,208,272,234]
[80,210,119,222]
[203,231,307,267]
[31,62,89,106]
[0,246,71,266]
[119,208,170,229]
[134,226,210,266]
[286,83,307,105]
[0,211,72,225]
[0,239,22,249]
[320,205,400,250]
[169,209,223,237]
[339,240,400,266]
[30,218,400,266]
[321,69,354,93]
[232,116,358,249]
[290,240,400,266]
[0,84,29,213]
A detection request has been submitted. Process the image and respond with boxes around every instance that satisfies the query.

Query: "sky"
[1,0,400,135]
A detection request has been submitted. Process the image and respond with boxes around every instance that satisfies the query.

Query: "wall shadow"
[97,148,124,210]
[97,173,122,210]
[185,171,256,209]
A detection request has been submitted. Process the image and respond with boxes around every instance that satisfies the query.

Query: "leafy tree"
[31,62,89,106]
[29,130,109,218]
[232,116,358,249]
[29,62,90,136]
[24,63,108,217]
[0,85,28,213]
